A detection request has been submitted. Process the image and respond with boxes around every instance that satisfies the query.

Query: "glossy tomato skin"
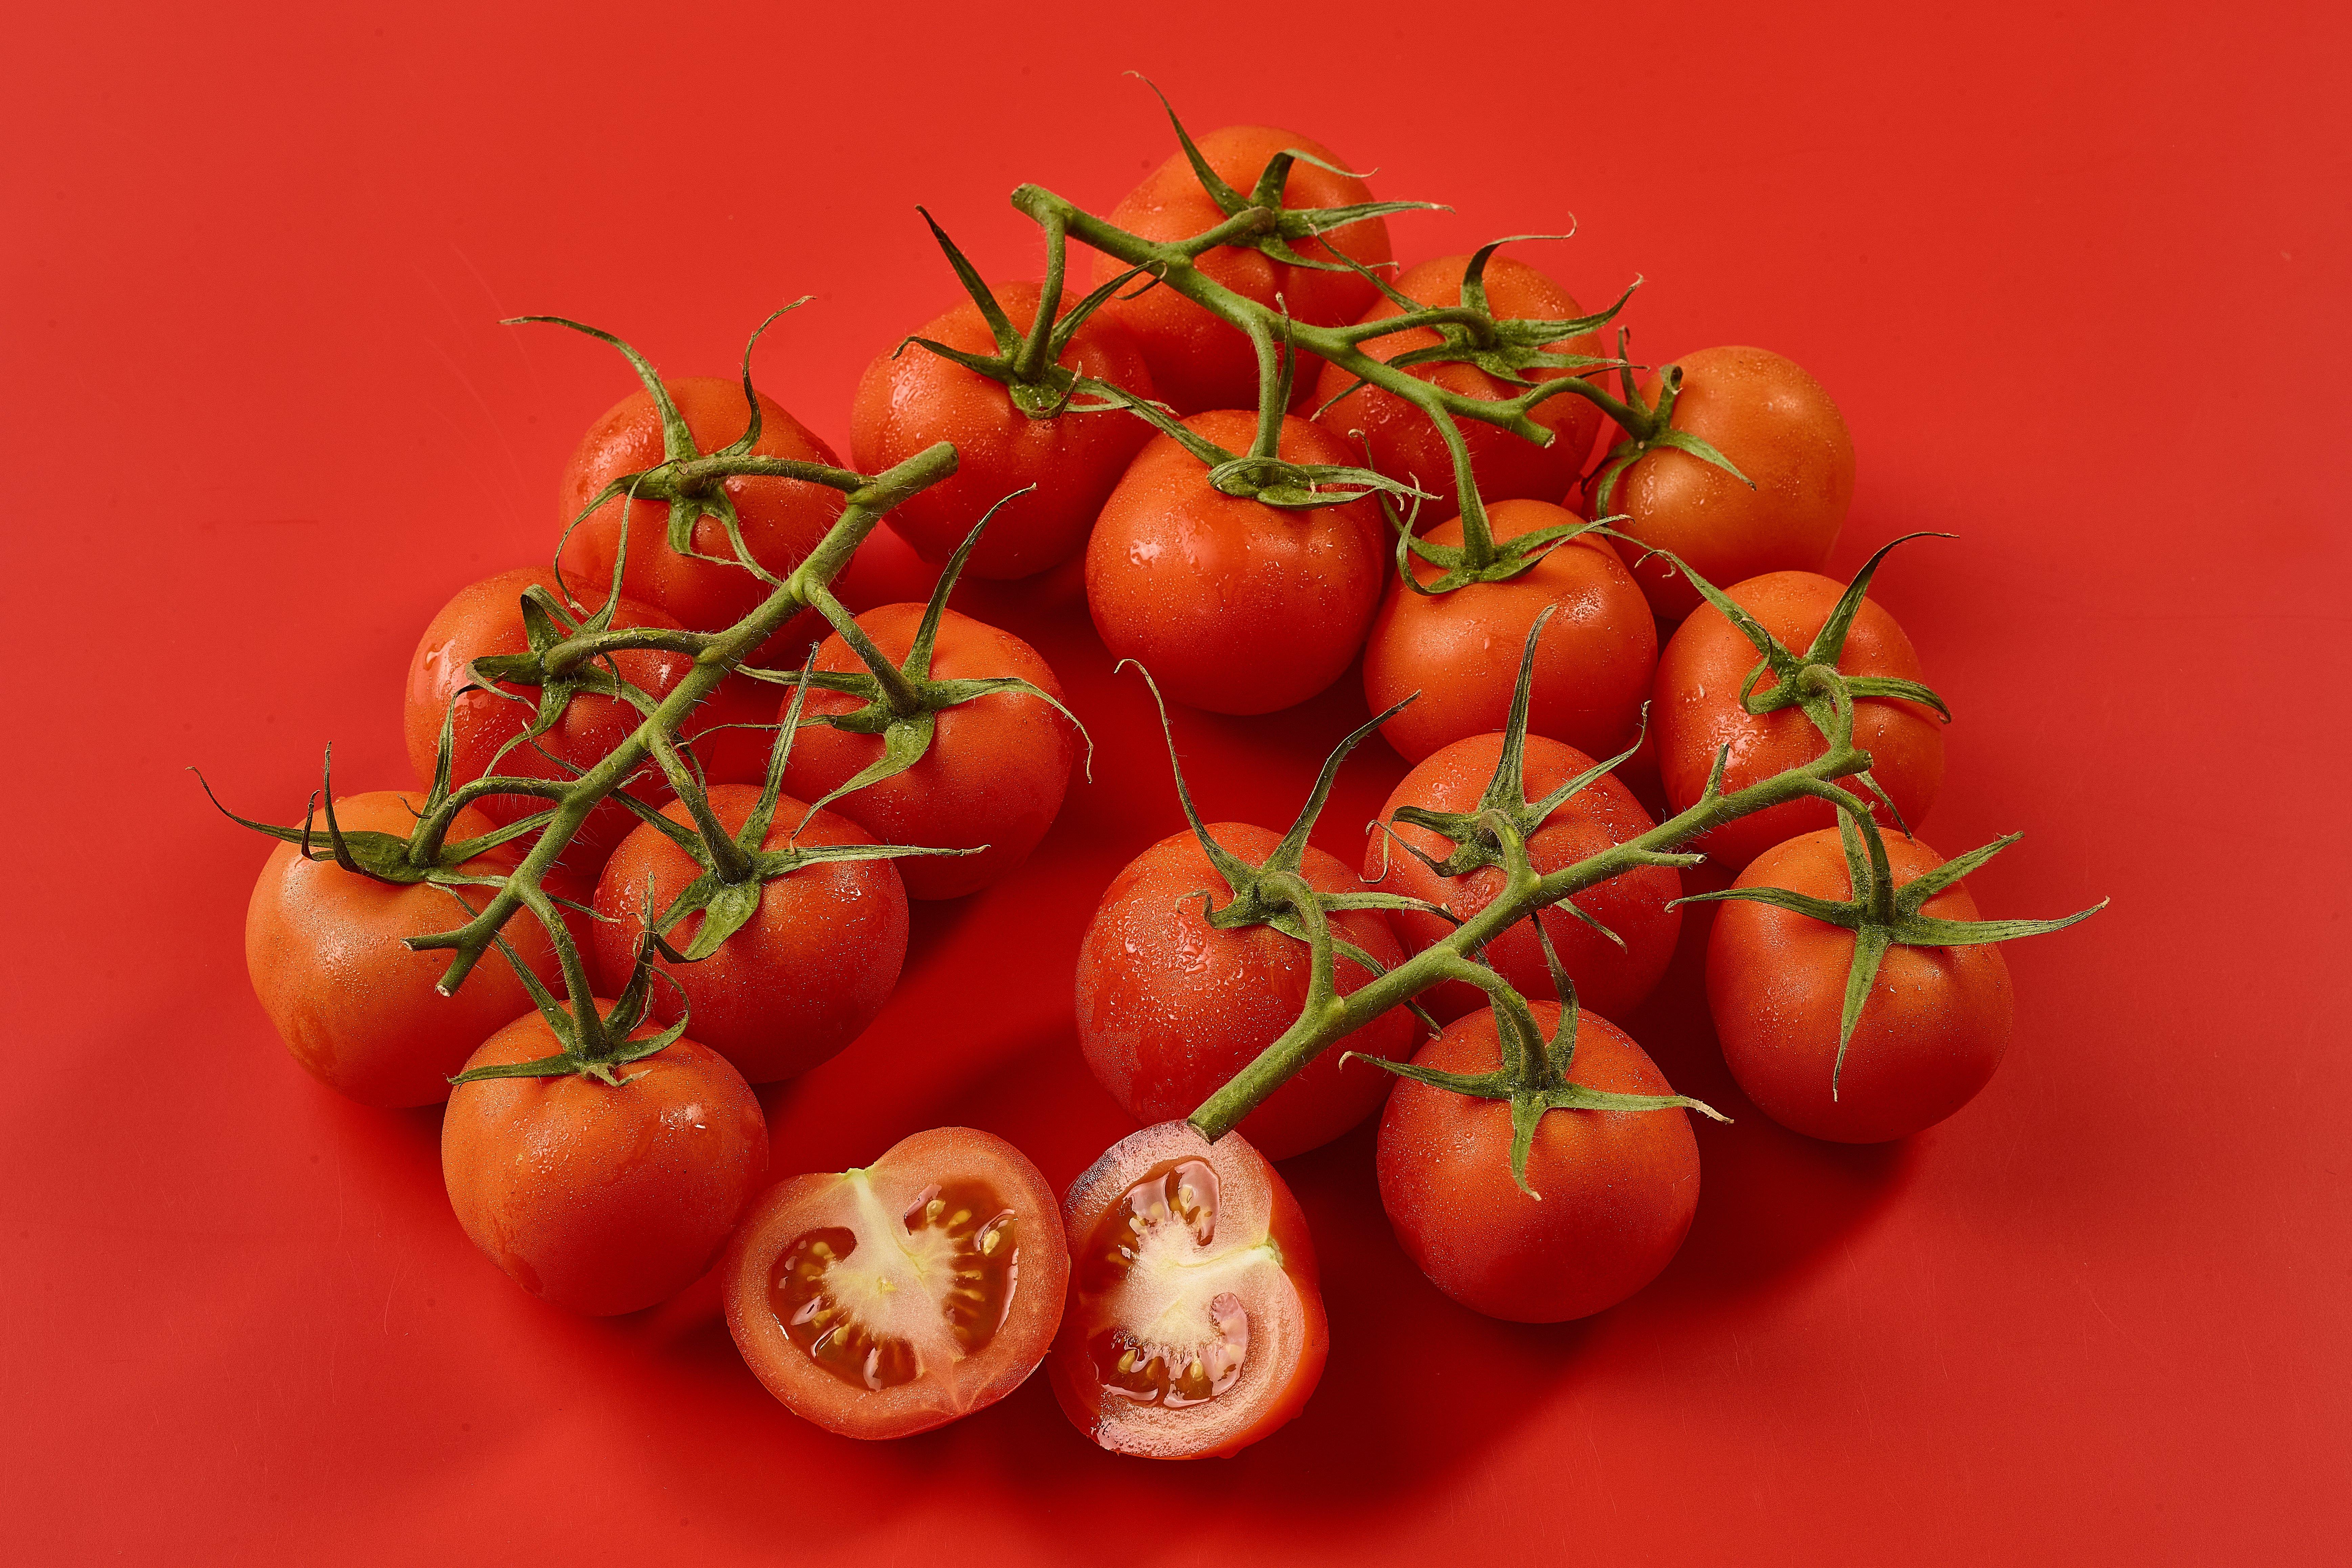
[590,784,909,1084]
[1600,346,1854,620]
[1050,1121,1327,1459]
[1709,830,2015,1142]
[1092,125,1391,415]
[783,603,1078,900]
[1363,499,1656,764]
[1086,410,1386,716]
[1314,254,1607,522]
[721,1128,1069,1440]
[1378,1004,1700,1323]
[1075,823,1415,1160]
[1365,733,1681,1022]
[244,791,563,1108]
[402,566,692,861]
[442,1011,768,1316]
[1653,569,1943,870]
[557,375,845,656]
[852,282,1157,580]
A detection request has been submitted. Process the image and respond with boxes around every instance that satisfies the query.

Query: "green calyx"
[1586,330,1754,516]
[448,917,691,1088]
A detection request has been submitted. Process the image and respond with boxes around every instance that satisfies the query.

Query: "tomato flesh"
[1081,1160,1253,1408]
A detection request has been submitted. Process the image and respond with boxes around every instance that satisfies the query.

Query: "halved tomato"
[1049,1122,1327,1459]
[721,1128,1068,1440]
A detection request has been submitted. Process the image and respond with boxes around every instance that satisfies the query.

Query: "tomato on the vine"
[1050,1121,1327,1459]
[722,1127,1068,1440]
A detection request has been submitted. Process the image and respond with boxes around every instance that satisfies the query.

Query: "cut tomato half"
[721,1127,1068,1439]
[1049,1122,1328,1459]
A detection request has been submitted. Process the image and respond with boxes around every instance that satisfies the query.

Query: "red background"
[5,3,2346,1563]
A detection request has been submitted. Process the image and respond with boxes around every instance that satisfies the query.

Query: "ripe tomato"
[1364,732,1681,1022]
[1595,345,1854,620]
[852,281,1157,580]
[589,784,909,1085]
[783,603,1079,900]
[1092,125,1392,414]
[722,1127,1068,1439]
[1362,500,1655,764]
[1653,568,1943,870]
[1075,822,1415,1160]
[244,790,563,1107]
[1377,1004,1700,1322]
[1050,1121,1327,1458]
[1707,829,2015,1142]
[1313,253,1607,522]
[1086,410,1386,716]
[442,1010,768,1316]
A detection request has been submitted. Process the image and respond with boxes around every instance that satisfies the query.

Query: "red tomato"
[402,566,691,860]
[1596,346,1854,620]
[1313,253,1607,522]
[852,282,1158,580]
[1075,822,1415,1160]
[1362,500,1656,764]
[722,1127,1068,1439]
[783,603,1079,900]
[244,790,563,1107]
[1364,732,1681,1021]
[590,784,909,1084]
[1049,1121,1327,1458]
[1086,410,1387,716]
[557,375,845,656]
[442,1010,768,1315]
[1092,125,1392,414]
[1377,1004,1700,1322]
[1707,829,2015,1142]
[1653,569,1943,870]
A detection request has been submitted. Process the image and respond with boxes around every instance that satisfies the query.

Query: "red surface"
[5,3,2347,1563]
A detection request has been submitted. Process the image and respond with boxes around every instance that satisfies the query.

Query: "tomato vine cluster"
[215,90,2101,1461]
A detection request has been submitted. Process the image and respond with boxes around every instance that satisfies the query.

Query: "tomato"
[1653,568,1943,870]
[1707,829,2015,1143]
[1313,253,1607,523]
[1049,1121,1327,1458]
[783,602,1079,900]
[1364,732,1681,1022]
[1075,822,1415,1160]
[852,281,1157,580]
[1086,410,1387,716]
[1594,346,1854,620]
[1361,500,1655,764]
[1377,1003,1700,1322]
[1092,125,1392,415]
[442,1010,768,1316]
[402,566,692,861]
[721,1127,1067,1439]
[589,784,909,1084]
[244,790,563,1107]
[557,375,845,656]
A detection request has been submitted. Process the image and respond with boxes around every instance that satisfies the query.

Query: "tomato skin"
[1364,732,1681,1022]
[1598,346,1854,620]
[244,791,563,1108]
[1314,254,1607,522]
[1362,499,1656,764]
[1092,125,1391,415]
[442,1011,768,1316]
[1074,823,1415,1160]
[1653,569,1943,870]
[782,603,1078,900]
[1086,410,1387,716]
[722,1127,1069,1440]
[1708,830,2015,1142]
[1049,1121,1327,1459]
[589,785,908,1084]
[851,282,1157,580]
[1377,1004,1700,1323]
